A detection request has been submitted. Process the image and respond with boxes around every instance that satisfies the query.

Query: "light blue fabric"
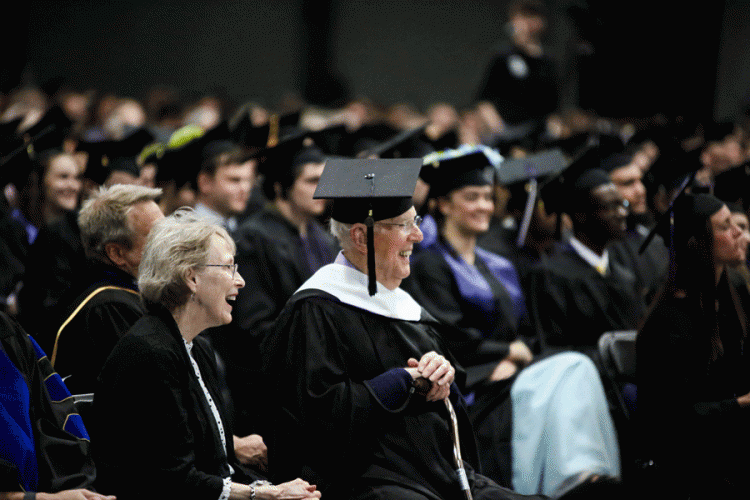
[511,352,620,496]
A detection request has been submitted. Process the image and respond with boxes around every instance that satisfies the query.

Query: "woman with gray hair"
[92,208,320,500]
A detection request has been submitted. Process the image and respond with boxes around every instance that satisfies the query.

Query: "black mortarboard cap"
[539,143,616,216]
[307,124,349,157]
[420,146,500,199]
[159,121,234,189]
[496,148,568,186]
[713,160,750,210]
[0,135,34,189]
[314,157,422,295]
[78,128,155,185]
[496,149,569,246]
[254,129,326,198]
[421,129,459,152]
[21,105,73,154]
[230,112,271,152]
[339,123,400,158]
[364,123,433,159]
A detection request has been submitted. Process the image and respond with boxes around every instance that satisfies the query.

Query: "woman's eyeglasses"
[201,263,239,278]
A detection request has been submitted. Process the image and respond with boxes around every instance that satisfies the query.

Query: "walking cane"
[413,377,473,500]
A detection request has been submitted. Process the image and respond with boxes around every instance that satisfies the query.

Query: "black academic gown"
[261,265,545,500]
[475,43,558,128]
[214,206,337,433]
[0,211,28,308]
[609,225,668,308]
[528,242,645,364]
[18,210,86,344]
[636,270,750,498]
[403,240,533,487]
[51,261,145,394]
[93,305,256,500]
[0,313,96,493]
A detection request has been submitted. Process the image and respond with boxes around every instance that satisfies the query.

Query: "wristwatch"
[249,479,272,499]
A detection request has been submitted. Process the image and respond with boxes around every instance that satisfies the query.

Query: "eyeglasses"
[376,215,423,233]
[201,263,239,278]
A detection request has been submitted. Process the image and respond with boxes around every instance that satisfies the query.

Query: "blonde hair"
[78,184,162,261]
[138,208,235,310]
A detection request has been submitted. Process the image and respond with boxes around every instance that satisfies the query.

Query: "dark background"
[4,0,750,122]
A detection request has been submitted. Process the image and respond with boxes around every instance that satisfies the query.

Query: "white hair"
[138,208,235,310]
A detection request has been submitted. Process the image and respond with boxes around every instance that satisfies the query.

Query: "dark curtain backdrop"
[6,0,748,121]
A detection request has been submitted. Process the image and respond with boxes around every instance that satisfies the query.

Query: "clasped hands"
[404,351,455,402]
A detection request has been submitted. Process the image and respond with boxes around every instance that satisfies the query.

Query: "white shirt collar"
[568,236,609,275]
[296,262,423,321]
[194,203,237,233]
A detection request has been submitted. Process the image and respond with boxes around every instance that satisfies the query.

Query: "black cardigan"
[92,305,248,499]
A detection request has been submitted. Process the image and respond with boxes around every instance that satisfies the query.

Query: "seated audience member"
[0,312,114,500]
[600,150,668,306]
[637,193,750,498]
[406,148,622,494]
[50,184,164,393]
[403,146,533,486]
[215,133,338,433]
[262,158,548,499]
[476,148,568,298]
[193,137,256,234]
[528,149,645,363]
[92,209,319,500]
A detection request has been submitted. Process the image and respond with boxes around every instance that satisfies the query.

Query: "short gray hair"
[78,184,162,261]
[138,208,235,310]
[329,218,355,251]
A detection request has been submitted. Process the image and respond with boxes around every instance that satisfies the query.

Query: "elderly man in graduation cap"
[261,158,548,500]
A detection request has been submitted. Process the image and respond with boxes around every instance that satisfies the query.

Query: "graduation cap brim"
[638,168,698,254]
[363,123,431,159]
[496,148,568,186]
[314,158,422,219]
[315,157,423,296]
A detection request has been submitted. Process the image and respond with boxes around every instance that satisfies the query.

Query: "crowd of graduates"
[4,1,750,499]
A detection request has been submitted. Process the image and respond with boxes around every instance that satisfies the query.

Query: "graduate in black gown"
[93,209,320,500]
[50,184,164,394]
[600,150,668,308]
[403,146,534,486]
[0,311,113,499]
[476,149,569,300]
[637,193,750,499]
[528,155,645,363]
[213,132,338,434]
[262,158,546,500]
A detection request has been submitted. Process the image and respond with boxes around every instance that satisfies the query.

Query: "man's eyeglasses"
[201,263,239,278]
[375,215,423,233]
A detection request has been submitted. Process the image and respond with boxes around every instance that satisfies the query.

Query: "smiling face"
[711,205,742,268]
[590,183,628,241]
[44,153,82,214]
[610,163,647,215]
[731,212,750,264]
[193,234,245,327]
[372,207,424,290]
[438,184,494,237]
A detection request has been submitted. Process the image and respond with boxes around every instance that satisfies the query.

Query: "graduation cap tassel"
[516,179,538,248]
[366,211,376,296]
